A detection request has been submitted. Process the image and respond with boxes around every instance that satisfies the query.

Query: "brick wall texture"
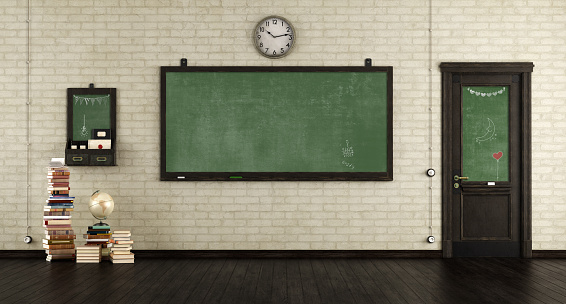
[1,0,565,250]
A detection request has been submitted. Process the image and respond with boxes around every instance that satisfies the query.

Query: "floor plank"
[271,259,288,303]
[297,259,322,303]
[166,258,216,303]
[369,259,423,303]
[219,258,250,304]
[254,259,274,303]
[2,258,566,303]
[142,259,202,303]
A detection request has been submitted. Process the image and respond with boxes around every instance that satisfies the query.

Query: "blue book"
[88,225,111,229]
[47,204,74,208]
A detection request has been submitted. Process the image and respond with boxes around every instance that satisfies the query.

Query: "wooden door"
[440,63,533,258]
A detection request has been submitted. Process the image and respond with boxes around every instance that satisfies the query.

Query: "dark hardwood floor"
[1,258,566,303]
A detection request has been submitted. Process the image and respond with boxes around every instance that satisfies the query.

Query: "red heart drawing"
[493,152,503,160]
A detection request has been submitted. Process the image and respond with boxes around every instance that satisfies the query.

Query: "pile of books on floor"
[82,225,112,262]
[110,230,134,263]
[75,245,101,263]
[43,159,76,261]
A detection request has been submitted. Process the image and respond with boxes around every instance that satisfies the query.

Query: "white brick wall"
[1,0,565,250]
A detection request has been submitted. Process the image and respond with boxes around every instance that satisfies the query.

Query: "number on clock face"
[254,16,295,58]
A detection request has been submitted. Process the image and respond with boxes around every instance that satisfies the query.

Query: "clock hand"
[266,31,276,38]
[273,33,290,38]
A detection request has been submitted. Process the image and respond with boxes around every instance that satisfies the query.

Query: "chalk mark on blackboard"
[80,115,88,137]
[342,160,355,170]
[74,95,110,106]
[341,140,355,170]
[475,118,496,144]
[493,151,503,180]
[342,140,354,158]
[467,87,505,98]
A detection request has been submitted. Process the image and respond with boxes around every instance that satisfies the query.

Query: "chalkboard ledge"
[160,172,392,181]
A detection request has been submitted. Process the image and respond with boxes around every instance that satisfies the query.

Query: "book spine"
[48,190,70,195]
[43,216,71,220]
[45,234,76,240]
[43,225,72,228]
[43,244,75,249]
[46,230,75,235]
[44,220,71,225]
[43,211,71,216]
[47,171,70,176]
[45,248,76,254]
[43,239,75,244]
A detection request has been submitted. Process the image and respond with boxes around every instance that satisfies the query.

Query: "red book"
[47,171,70,176]
[48,183,69,187]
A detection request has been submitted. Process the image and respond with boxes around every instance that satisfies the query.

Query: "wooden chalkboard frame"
[160,66,393,181]
[66,87,116,166]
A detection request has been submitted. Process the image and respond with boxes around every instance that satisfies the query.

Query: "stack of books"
[110,230,134,263]
[76,245,101,263]
[43,159,76,261]
[84,225,112,261]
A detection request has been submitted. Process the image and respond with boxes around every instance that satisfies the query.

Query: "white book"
[43,216,71,220]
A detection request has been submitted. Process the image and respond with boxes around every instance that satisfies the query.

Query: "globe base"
[93,221,109,227]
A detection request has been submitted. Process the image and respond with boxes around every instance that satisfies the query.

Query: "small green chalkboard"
[462,86,509,181]
[160,66,393,181]
[66,87,116,166]
[71,94,111,141]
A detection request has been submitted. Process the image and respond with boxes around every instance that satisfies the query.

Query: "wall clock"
[253,16,296,59]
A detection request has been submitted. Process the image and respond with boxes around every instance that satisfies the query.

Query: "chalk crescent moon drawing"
[475,118,495,143]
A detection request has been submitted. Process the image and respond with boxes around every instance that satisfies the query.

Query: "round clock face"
[254,16,295,58]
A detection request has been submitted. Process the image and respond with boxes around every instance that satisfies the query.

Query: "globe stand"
[93,220,108,226]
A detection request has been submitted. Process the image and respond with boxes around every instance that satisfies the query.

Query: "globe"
[89,190,114,224]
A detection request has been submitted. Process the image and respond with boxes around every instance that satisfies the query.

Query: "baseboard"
[131,250,443,259]
[0,250,44,258]
[532,250,566,258]
[6,250,565,259]
[0,250,442,259]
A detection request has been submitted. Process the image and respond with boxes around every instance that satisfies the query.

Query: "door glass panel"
[462,86,509,181]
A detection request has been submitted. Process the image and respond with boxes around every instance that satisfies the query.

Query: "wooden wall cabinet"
[65,87,116,166]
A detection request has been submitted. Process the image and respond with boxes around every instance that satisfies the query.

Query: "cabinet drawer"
[89,153,114,166]
[65,152,89,166]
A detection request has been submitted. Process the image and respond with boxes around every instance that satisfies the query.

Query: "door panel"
[440,62,533,258]
[462,192,511,240]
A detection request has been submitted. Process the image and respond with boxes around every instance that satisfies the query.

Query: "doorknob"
[454,175,469,181]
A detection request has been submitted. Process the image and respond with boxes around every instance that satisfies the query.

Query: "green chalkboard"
[160,66,393,181]
[67,88,116,142]
[462,86,509,181]
[71,94,112,141]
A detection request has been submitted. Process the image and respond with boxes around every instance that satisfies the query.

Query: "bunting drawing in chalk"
[74,95,110,106]
[493,151,503,180]
[476,118,496,143]
[467,87,505,97]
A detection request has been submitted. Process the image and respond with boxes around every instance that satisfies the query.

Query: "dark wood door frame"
[440,62,533,258]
